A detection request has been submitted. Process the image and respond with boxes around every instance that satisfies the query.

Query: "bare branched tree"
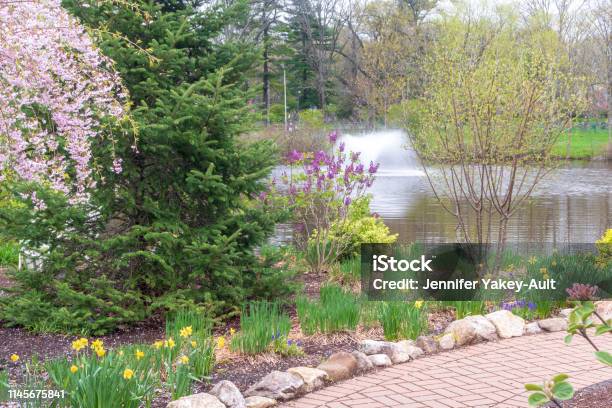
[404,10,587,251]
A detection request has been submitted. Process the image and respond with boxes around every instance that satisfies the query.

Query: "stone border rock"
[166,304,608,408]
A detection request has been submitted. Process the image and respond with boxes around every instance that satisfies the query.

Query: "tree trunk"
[317,67,326,112]
[608,38,611,158]
[262,21,271,126]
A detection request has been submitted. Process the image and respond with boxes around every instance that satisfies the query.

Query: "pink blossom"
[0,0,128,203]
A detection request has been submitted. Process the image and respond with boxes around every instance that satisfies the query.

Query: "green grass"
[0,240,18,267]
[0,370,7,402]
[446,300,487,319]
[296,284,360,335]
[551,127,609,159]
[230,301,291,354]
[380,301,428,341]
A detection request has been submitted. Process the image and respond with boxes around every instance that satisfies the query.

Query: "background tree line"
[220,0,609,131]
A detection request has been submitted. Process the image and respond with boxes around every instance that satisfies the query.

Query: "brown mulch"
[547,380,612,407]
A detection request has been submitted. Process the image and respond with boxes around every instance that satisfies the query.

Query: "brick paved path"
[282,331,612,408]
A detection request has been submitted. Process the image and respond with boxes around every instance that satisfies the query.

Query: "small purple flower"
[344,196,352,206]
[287,149,302,163]
[355,163,364,174]
[368,161,380,174]
[258,191,268,201]
[328,130,339,143]
[287,339,292,346]
[338,142,345,152]
[350,152,360,162]
[314,150,327,163]
[528,302,536,311]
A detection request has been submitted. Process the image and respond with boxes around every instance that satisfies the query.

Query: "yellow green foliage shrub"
[328,197,397,258]
[596,229,612,266]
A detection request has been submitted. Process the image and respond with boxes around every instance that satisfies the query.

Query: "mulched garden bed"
[548,380,612,408]
[0,268,459,408]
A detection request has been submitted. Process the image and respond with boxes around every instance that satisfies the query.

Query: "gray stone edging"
[168,301,612,408]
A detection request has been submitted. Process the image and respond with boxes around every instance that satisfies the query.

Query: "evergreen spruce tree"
[0,0,285,334]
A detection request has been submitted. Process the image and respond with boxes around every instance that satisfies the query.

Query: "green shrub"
[0,1,286,335]
[230,301,291,354]
[0,267,146,335]
[596,229,612,267]
[269,104,285,124]
[380,301,428,341]
[296,285,360,335]
[327,197,397,260]
[298,109,324,128]
[246,245,301,301]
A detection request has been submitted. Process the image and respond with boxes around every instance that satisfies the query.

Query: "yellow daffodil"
[166,338,175,349]
[216,336,226,349]
[540,267,547,274]
[70,365,78,374]
[95,347,106,357]
[123,368,134,380]
[71,338,88,351]
[414,300,424,309]
[551,260,557,266]
[135,349,144,360]
[191,340,197,348]
[91,339,103,350]
[179,326,193,338]
[10,354,19,362]
[153,340,163,350]
[119,350,124,356]
[528,256,537,265]
[179,355,189,364]
[229,328,236,336]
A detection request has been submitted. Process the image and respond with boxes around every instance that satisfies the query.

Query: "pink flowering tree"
[276,131,379,273]
[0,0,127,204]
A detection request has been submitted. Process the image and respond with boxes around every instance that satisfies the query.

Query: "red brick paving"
[281,331,612,408]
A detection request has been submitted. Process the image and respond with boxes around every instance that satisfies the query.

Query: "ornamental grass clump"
[296,284,360,335]
[380,301,427,341]
[448,300,486,319]
[230,301,291,354]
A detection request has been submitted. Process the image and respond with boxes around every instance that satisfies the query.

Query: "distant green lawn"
[551,127,610,159]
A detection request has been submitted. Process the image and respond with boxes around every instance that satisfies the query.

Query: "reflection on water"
[273,129,611,244]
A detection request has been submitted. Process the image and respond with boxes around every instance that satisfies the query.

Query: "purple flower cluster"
[282,131,378,212]
[501,300,536,311]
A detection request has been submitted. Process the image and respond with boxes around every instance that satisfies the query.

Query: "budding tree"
[405,9,586,247]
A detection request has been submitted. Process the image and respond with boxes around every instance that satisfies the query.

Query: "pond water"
[274,129,611,244]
